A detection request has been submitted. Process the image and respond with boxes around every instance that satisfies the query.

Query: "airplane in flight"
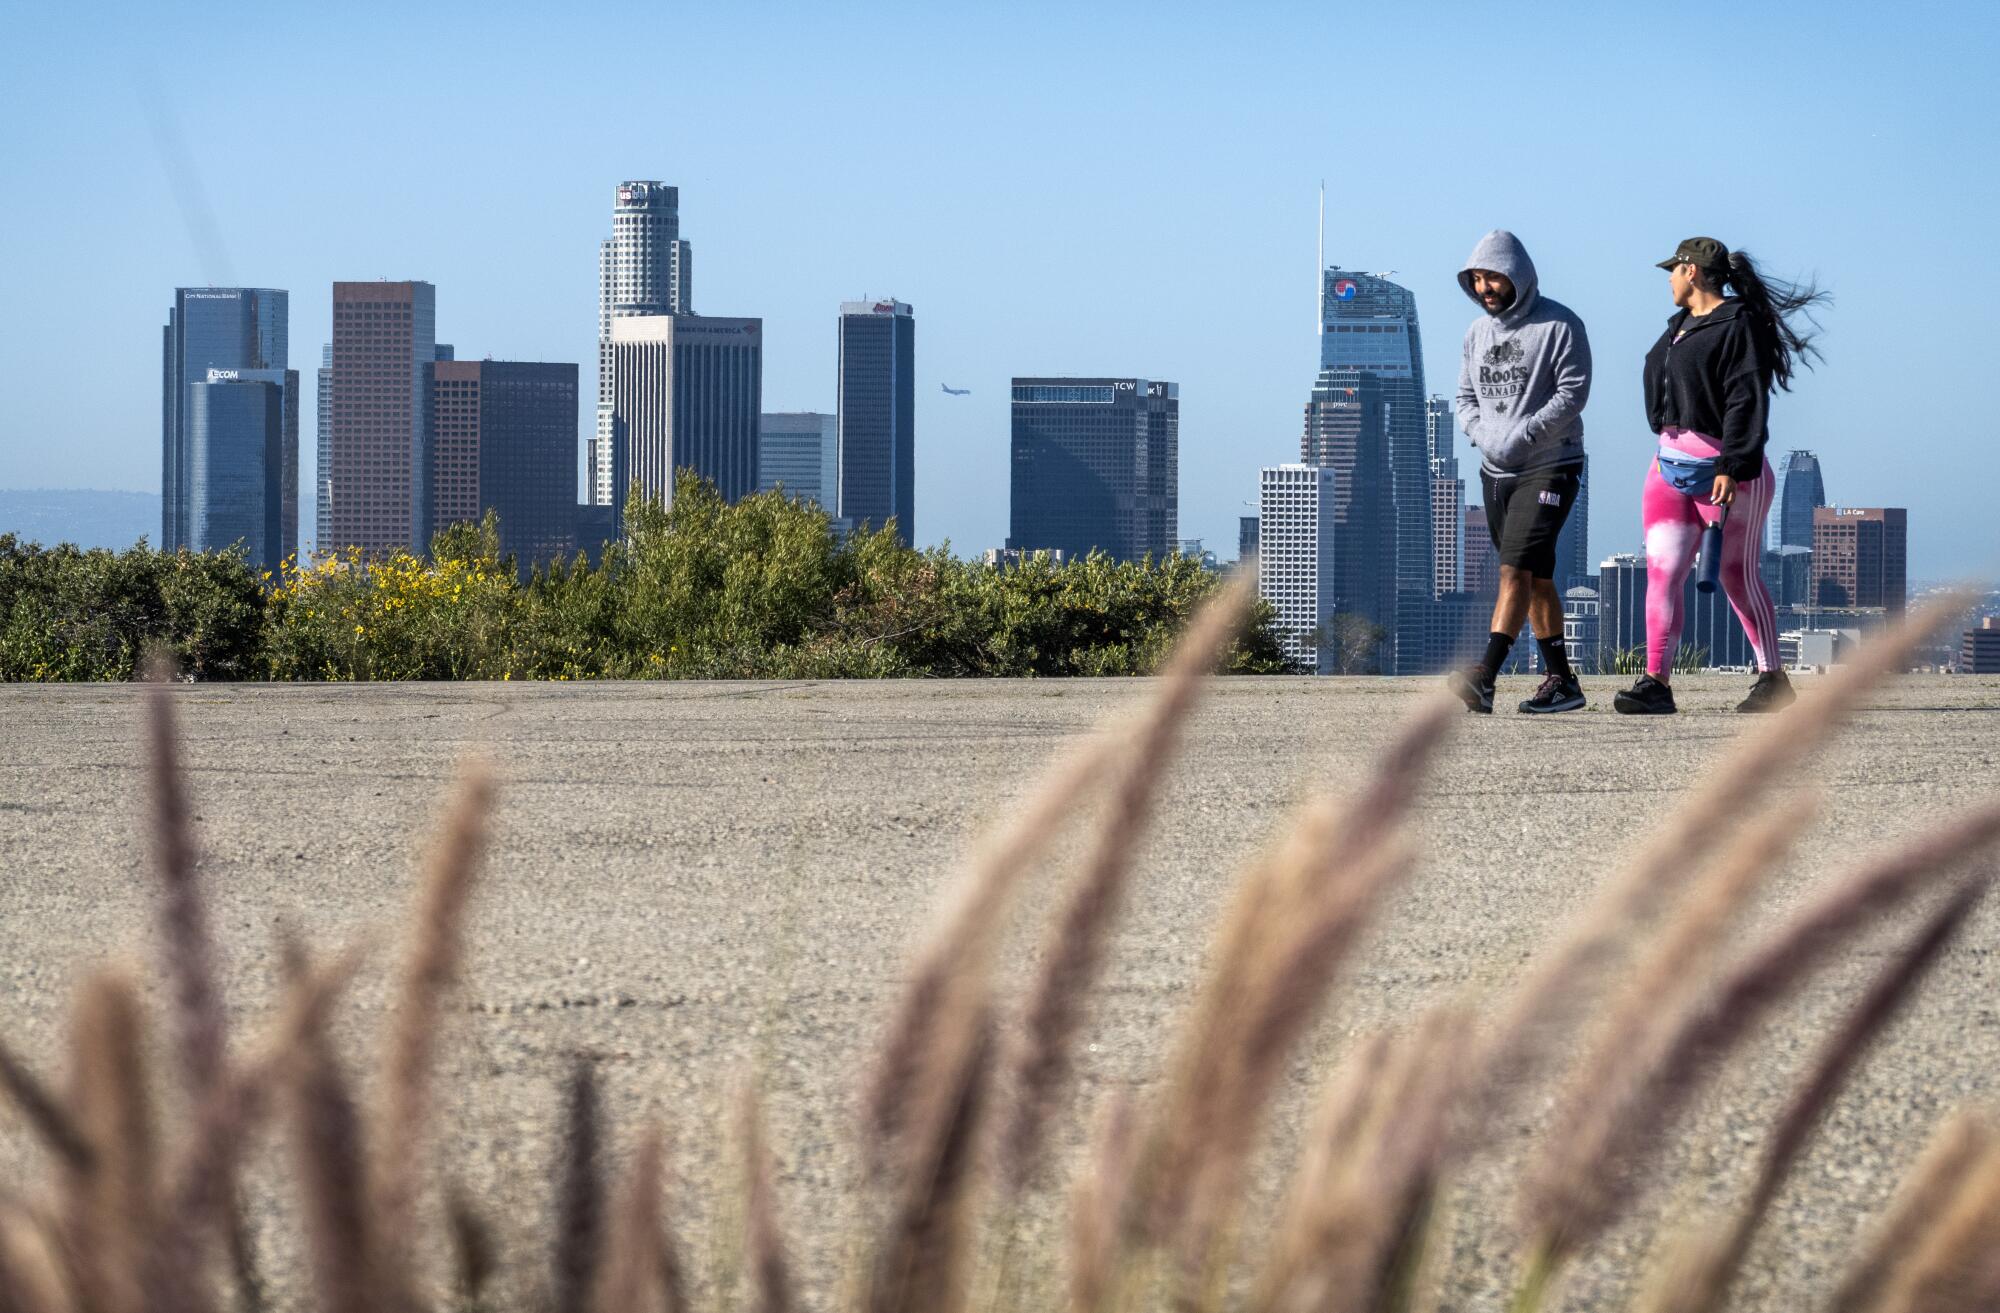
[941,384,970,396]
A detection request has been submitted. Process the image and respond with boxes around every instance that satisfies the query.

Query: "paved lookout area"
[2,675,1998,1309]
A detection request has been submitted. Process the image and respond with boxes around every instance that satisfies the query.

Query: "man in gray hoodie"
[1450,229,1592,714]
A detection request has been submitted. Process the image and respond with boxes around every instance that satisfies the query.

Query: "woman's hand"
[1709,474,1737,506]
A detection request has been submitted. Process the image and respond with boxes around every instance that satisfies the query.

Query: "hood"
[1458,230,1540,324]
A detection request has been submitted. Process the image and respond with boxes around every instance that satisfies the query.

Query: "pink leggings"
[1642,427,1779,675]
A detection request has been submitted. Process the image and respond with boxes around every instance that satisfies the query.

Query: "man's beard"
[1486,290,1517,313]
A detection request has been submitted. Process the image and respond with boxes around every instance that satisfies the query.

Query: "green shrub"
[0,535,263,681]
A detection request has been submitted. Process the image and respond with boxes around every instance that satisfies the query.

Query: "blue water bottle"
[1696,504,1729,594]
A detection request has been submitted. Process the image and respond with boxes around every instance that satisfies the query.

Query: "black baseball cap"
[1657,237,1729,271]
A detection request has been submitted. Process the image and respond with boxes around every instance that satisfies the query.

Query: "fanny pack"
[1656,448,1719,496]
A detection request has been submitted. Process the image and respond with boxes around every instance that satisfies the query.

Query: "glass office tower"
[837,300,916,545]
[1009,378,1178,563]
[187,368,293,572]
[1318,268,1429,606]
[1772,449,1826,551]
[162,288,289,550]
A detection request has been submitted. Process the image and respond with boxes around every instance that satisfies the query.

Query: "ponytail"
[1714,251,1830,393]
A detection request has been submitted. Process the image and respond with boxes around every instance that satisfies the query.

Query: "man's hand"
[1709,474,1737,506]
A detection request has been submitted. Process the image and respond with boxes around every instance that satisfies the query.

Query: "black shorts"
[1481,462,1582,579]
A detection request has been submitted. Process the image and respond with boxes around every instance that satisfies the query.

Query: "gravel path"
[2,674,1996,1309]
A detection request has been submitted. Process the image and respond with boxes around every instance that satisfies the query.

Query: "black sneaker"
[1736,670,1797,714]
[1447,665,1495,714]
[1613,674,1677,715]
[1518,671,1586,714]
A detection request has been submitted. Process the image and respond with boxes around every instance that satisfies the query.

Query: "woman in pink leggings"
[1616,236,1829,715]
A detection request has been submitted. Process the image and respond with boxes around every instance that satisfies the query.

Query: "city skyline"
[3,5,1996,581]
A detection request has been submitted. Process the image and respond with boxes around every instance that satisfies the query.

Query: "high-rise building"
[1464,505,1500,601]
[429,360,579,576]
[1552,454,1591,590]
[1258,465,1340,672]
[1812,507,1908,615]
[185,367,296,573]
[1761,544,1814,608]
[324,281,437,556]
[1598,553,1648,661]
[592,182,692,507]
[1771,449,1826,551]
[314,344,332,555]
[837,299,916,544]
[1425,396,1463,597]
[608,316,762,517]
[1239,515,1260,562]
[1563,584,1601,671]
[1962,617,2000,674]
[1301,369,1392,660]
[1008,378,1177,562]
[758,412,838,509]
[162,288,289,551]
[1319,269,1430,608]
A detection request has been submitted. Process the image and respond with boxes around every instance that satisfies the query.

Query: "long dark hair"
[1707,251,1831,393]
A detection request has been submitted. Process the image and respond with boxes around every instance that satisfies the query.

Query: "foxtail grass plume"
[1634,880,1986,1313]
[1000,571,1253,1196]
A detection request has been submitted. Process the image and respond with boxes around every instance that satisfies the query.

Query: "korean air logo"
[1332,279,1358,301]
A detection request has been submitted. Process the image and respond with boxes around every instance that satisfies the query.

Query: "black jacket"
[1642,299,1771,481]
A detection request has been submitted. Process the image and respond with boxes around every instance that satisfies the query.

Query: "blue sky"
[2,0,1995,578]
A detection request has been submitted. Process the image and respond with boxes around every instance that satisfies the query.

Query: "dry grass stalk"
[867,1013,996,1313]
[1522,800,1813,1254]
[591,1124,686,1313]
[60,971,154,1313]
[1000,572,1252,1196]
[738,1084,793,1313]
[1634,880,1986,1313]
[554,1059,605,1313]
[1253,1010,1468,1313]
[145,682,229,1104]
[1827,1109,1996,1313]
[147,946,359,1313]
[0,1203,73,1313]
[1136,697,1451,1255]
[1471,592,1965,1123]
[278,936,376,1313]
[370,760,493,1296]
[0,1043,91,1175]
[1867,1140,2000,1313]
[1067,1090,1138,1313]
[446,1186,499,1309]
[1563,804,2000,1263]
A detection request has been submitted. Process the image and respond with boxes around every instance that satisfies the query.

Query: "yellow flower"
[355,625,366,636]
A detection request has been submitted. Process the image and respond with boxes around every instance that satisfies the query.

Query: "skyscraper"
[1771,449,1826,550]
[592,182,693,507]
[1239,515,1260,562]
[1257,465,1340,672]
[185,367,296,572]
[1318,267,1430,606]
[162,288,289,551]
[608,316,763,516]
[1551,454,1591,589]
[1301,368,1392,664]
[1009,378,1177,562]
[1812,507,1908,615]
[1425,395,1463,596]
[837,300,916,544]
[315,344,331,554]
[324,281,437,556]
[758,412,838,509]
[429,360,579,576]
[1597,553,1648,661]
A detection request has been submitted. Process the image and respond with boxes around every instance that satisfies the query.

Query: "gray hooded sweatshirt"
[1455,230,1591,477]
